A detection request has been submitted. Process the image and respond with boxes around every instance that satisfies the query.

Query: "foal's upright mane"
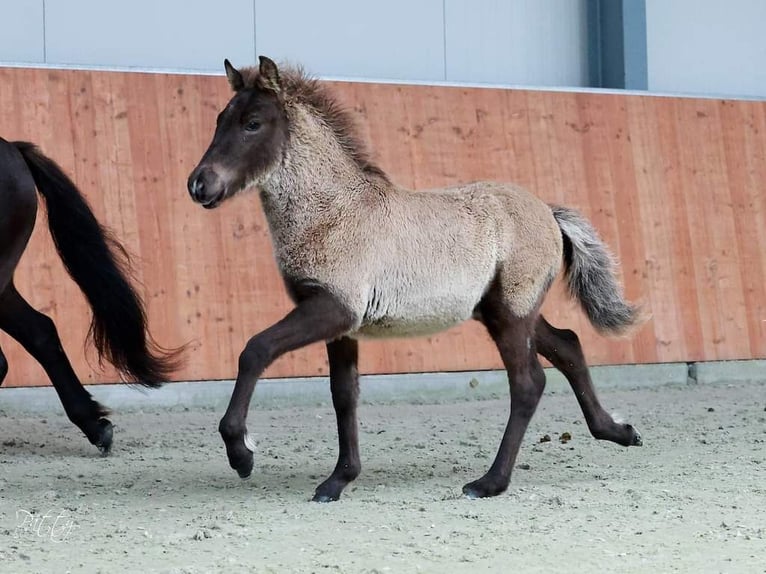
[238,64,390,182]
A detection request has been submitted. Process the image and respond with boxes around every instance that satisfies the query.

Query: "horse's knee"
[27,314,61,355]
[238,336,272,374]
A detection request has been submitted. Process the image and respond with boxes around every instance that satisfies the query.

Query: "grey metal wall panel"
[44,0,255,71]
[646,0,766,97]
[445,0,588,86]
[254,0,445,81]
[0,0,45,63]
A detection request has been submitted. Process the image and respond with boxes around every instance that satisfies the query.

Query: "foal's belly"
[352,289,483,339]
[354,312,471,339]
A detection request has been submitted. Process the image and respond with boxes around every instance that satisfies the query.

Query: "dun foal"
[0,138,181,453]
[189,57,645,501]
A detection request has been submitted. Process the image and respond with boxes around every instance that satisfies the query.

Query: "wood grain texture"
[0,67,763,387]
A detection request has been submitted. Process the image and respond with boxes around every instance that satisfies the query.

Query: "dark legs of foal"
[219,290,354,482]
[534,315,642,447]
[0,284,113,453]
[463,309,643,499]
[464,298,546,499]
[312,337,361,502]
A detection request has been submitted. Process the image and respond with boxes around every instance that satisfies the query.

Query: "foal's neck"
[260,110,376,238]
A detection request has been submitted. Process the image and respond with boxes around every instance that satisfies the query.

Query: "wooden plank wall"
[0,67,764,387]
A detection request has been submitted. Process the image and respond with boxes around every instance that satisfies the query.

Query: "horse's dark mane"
[239,65,390,182]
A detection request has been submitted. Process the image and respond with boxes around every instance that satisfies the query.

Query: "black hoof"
[462,476,508,499]
[237,466,253,480]
[628,425,643,446]
[225,443,254,479]
[593,421,643,447]
[93,418,113,456]
[311,493,339,503]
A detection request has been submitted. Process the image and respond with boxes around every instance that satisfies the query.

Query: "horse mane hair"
[238,64,390,182]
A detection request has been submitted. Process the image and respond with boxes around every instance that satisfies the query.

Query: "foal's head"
[188,57,288,209]
[188,56,388,209]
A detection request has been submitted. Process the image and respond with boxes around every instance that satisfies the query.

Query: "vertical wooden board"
[704,102,750,359]
[627,97,691,362]
[718,100,766,358]
[676,99,748,360]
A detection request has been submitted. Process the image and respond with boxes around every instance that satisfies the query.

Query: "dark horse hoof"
[92,418,114,456]
[462,476,509,499]
[311,479,346,502]
[311,493,339,503]
[226,442,254,479]
[628,425,643,446]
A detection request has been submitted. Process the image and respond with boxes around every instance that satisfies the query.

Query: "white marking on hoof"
[243,433,256,453]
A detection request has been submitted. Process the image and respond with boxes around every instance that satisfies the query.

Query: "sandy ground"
[1,379,764,574]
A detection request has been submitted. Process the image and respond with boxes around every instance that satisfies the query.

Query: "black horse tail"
[13,141,183,386]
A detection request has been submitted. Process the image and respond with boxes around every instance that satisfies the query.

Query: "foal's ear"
[257,55,281,93]
[224,58,244,92]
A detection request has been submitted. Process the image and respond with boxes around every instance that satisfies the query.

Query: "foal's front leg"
[312,337,361,502]
[219,291,355,479]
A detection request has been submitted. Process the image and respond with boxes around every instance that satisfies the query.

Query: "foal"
[0,138,181,453]
[189,57,645,501]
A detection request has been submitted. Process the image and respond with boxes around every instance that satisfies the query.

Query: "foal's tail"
[13,141,183,386]
[551,205,646,337]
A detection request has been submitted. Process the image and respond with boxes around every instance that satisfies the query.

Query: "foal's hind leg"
[0,285,113,453]
[312,337,361,502]
[464,302,545,499]
[535,315,642,447]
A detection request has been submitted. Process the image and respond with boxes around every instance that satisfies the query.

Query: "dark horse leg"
[219,289,354,480]
[312,337,361,502]
[0,284,113,453]
[463,296,546,498]
[0,343,7,385]
[535,315,642,447]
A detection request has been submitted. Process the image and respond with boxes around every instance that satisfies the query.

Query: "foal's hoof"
[93,418,114,456]
[462,476,509,499]
[311,479,346,503]
[225,442,254,479]
[311,493,340,503]
[628,425,643,447]
[231,452,254,480]
[594,421,643,447]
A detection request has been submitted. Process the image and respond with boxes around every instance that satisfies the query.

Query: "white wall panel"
[445,0,588,87]
[254,0,445,81]
[44,0,254,71]
[0,0,45,63]
[647,0,766,97]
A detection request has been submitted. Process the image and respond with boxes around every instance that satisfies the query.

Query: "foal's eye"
[244,119,261,132]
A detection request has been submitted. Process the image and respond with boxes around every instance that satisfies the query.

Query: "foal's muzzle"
[187,167,226,209]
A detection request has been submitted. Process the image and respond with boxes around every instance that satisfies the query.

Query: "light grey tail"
[551,205,645,337]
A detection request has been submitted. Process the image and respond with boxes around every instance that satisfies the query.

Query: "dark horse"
[189,57,645,501]
[0,138,181,454]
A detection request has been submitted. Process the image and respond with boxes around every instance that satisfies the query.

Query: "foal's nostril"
[189,177,205,200]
